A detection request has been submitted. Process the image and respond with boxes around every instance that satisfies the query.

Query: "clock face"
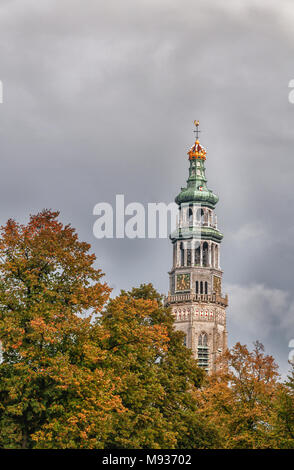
[213,275,221,295]
[176,273,190,291]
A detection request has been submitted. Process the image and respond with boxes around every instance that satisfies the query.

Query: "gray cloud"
[0,0,293,376]
[225,282,293,377]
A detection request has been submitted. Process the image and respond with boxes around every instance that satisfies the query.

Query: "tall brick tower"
[166,121,228,373]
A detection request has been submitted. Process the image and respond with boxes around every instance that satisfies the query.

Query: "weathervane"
[193,120,201,141]
[188,120,206,160]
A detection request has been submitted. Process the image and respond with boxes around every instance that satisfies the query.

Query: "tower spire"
[175,121,218,207]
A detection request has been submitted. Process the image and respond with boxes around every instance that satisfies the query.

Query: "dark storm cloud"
[0,0,293,376]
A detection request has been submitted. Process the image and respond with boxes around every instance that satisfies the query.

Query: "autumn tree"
[271,363,294,448]
[0,210,123,448]
[194,341,283,449]
[99,284,218,449]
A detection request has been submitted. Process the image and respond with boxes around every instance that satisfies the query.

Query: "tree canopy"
[0,210,121,448]
[0,210,292,449]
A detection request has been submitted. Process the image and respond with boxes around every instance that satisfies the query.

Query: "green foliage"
[99,283,212,449]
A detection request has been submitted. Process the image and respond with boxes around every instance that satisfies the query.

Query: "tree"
[271,363,294,448]
[0,210,123,448]
[194,341,282,448]
[99,283,218,449]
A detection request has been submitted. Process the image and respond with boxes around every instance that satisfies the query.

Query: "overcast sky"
[0,0,293,377]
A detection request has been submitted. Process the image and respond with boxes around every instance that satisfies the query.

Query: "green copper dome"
[175,158,219,209]
[170,224,223,243]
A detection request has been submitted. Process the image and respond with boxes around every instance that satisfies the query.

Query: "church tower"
[166,121,228,373]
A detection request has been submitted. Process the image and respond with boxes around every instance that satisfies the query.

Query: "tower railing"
[165,292,228,307]
[176,219,217,229]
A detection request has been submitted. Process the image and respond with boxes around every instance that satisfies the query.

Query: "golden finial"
[188,120,206,160]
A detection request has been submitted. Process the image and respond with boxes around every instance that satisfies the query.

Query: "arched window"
[200,281,203,294]
[171,276,175,294]
[187,242,191,267]
[195,281,199,294]
[188,207,193,226]
[196,208,205,225]
[211,244,215,268]
[215,245,218,268]
[195,244,200,265]
[178,207,181,226]
[198,332,208,347]
[205,281,208,294]
[180,242,184,266]
[203,242,208,267]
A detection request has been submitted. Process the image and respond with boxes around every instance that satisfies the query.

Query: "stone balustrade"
[165,292,228,307]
